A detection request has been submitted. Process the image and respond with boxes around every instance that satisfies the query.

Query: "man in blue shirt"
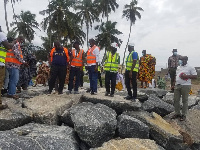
[124,44,139,101]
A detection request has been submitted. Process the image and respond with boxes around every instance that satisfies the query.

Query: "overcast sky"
[1,0,200,70]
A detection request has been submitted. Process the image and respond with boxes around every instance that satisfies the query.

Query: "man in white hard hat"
[104,43,120,97]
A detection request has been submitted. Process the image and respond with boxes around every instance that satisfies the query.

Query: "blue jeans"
[88,65,98,92]
[68,67,81,91]
[7,68,19,95]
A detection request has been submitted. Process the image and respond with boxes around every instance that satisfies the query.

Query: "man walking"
[48,41,70,94]
[104,43,120,97]
[86,39,100,95]
[172,56,197,121]
[124,44,139,101]
[67,41,84,94]
[168,49,182,92]
[5,35,25,99]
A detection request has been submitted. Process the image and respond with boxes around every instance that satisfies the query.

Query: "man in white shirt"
[86,39,100,95]
[172,56,197,121]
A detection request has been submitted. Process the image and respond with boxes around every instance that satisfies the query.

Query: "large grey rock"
[117,114,149,139]
[82,93,141,114]
[91,138,165,150]
[0,99,32,131]
[23,94,81,125]
[140,88,167,98]
[191,102,200,110]
[61,109,74,127]
[142,94,174,116]
[0,123,79,150]
[70,102,117,148]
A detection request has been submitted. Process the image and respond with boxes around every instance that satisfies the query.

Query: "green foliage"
[10,11,40,42]
[95,21,122,50]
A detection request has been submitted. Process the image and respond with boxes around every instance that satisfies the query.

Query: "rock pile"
[0,87,200,150]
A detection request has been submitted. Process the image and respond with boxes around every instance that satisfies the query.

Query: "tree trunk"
[121,22,132,74]
[86,23,89,50]
[4,0,9,32]
[11,1,17,23]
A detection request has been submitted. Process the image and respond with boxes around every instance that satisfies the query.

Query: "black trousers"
[49,65,67,93]
[125,70,137,98]
[68,67,81,91]
[105,71,117,95]
[98,71,103,87]
[80,71,84,87]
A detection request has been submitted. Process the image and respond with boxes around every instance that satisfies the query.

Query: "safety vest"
[5,42,23,65]
[87,45,99,64]
[104,52,119,72]
[83,66,86,71]
[71,49,84,67]
[0,46,7,63]
[50,47,69,62]
[98,65,101,72]
[126,51,139,72]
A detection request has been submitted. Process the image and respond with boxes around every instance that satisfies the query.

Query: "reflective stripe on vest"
[0,47,7,63]
[87,45,99,64]
[104,52,119,72]
[5,43,23,65]
[126,51,139,72]
[50,47,69,62]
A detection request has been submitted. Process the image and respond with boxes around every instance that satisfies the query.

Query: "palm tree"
[121,0,143,71]
[95,21,122,50]
[94,0,119,22]
[10,11,40,42]
[3,0,22,32]
[40,0,76,42]
[75,0,99,49]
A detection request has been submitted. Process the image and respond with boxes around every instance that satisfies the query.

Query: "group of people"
[0,26,198,121]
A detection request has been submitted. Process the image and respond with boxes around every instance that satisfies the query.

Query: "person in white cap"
[104,43,120,97]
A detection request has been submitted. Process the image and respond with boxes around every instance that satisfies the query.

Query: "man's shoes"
[131,98,136,102]
[0,103,8,110]
[66,90,72,95]
[58,91,63,95]
[1,89,8,95]
[7,94,19,100]
[86,88,91,93]
[171,114,181,120]
[105,92,110,96]
[180,115,186,121]
[124,95,132,100]
[110,94,114,97]
[74,91,80,94]
[91,91,97,95]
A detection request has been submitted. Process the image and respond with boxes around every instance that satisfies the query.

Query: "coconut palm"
[40,0,77,42]
[75,0,99,49]
[121,0,143,70]
[10,11,40,42]
[3,0,22,32]
[94,0,119,22]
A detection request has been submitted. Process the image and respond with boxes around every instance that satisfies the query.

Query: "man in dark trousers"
[48,41,70,94]
[67,41,85,94]
[124,44,139,101]
[104,43,120,97]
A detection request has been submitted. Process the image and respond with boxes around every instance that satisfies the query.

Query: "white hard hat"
[111,43,118,48]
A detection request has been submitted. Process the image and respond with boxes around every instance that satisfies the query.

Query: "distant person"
[5,35,26,99]
[124,44,139,101]
[86,39,100,95]
[104,43,120,97]
[67,41,85,94]
[171,56,197,121]
[48,41,70,94]
[168,49,182,92]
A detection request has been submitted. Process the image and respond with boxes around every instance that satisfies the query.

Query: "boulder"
[142,94,174,116]
[23,94,81,125]
[166,109,200,149]
[90,138,165,150]
[61,109,74,127]
[82,93,141,114]
[191,102,200,110]
[140,88,167,98]
[0,123,79,150]
[70,102,117,148]
[117,114,149,139]
[0,98,32,131]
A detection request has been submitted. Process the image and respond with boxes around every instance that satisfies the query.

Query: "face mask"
[173,52,177,56]
[179,60,183,66]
